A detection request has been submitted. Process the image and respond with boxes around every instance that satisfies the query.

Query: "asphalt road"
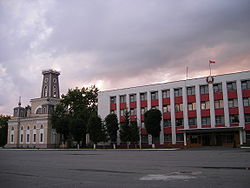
[0,148,250,188]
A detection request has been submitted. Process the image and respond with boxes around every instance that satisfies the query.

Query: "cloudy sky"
[0,0,250,115]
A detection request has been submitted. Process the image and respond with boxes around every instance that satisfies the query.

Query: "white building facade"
[98,71,250,147]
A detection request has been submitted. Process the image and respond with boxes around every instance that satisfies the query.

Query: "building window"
[223,135,234,143]
[213,83,222,93]
[44,86,48,97]
[229,114,239,124]
[33,134,36,142]
[176,118,183,126]
[11,134,14,142]
[53,85,57,97]
[40,125,44,129]
[190,135,200,144]
[130,108,136,115]
[243,97,250,106]
[11,127,14,131]
[141,107,147,115]
[110,96,116,104]
[215,115,225,125]
[228,99,238,108]
[163,119,171,128]
[176,134,184,142]
[175,104,183,112]
[40,133,43,142]
[188,103,196,111]
[141,122,145,128]
[227,81,237,91]
[245,114,250,123]
[120,95,126,103]
[201,117,211,125]
[34,126,36,129]
[163,105,171,113]
[129,94,136,102]
[21,126,23,130]
[140,93,147,101]
[27,126,29,130]
[201,101,210,110]
[188,117,197,126]
[187,86,195,95]
[162,90,170,98]
[151,91,158,100]
[20,134,23,143]
[164,134,172,142]
[214,100,224,109]
[200,85,209,94]
[27,134,30,143]
[246,131,250,142]
[120,109,126,116]
[174,88,182,97]
[241,80,250,90]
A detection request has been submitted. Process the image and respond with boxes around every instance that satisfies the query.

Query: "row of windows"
[110,80,250,104]
[14,125,44,131]
[113,97,250,115]
[11,133,43,143]
[162,114,250,128]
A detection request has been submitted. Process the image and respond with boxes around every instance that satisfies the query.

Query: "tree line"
[51,86,162,149]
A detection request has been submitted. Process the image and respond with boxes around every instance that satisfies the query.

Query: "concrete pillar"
[222,82,230,127]
[237,80,245,128]
[170,88,176,144]
[209,84,215,128]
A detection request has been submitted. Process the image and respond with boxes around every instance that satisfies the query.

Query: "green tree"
[144,109,162,148]
[105,113,119,149]
[88,114,105,149]
[0,115,11,147]
[130,121,140,146]
[51,104,70,147]
[51,85,99,149]
[119,111,130,147]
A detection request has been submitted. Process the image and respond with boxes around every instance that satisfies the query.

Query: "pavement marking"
[140,171,202,181]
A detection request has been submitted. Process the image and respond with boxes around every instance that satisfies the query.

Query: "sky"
[0,0,250,115]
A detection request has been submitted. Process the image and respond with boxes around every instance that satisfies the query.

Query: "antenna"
[18,96,21,107]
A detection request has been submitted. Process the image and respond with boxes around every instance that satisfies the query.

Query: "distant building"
[6,70,61,148]
[98,71,250,147]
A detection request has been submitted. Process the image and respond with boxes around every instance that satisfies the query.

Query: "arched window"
[11,127,14,131]
[27,126,29,130]
[34,126,36,129]
[40,125,43,129]
[53,85,57,97]
[36,107,42,114]
[44,86,48,97]
[21,126,23,130]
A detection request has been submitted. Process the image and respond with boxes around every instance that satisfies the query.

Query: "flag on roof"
[209,60,216,63]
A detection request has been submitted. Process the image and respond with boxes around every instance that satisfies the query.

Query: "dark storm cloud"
[0,0,250,114]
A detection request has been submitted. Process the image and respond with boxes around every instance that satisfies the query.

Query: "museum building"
[98,71,250,147]
[6,70,61,148]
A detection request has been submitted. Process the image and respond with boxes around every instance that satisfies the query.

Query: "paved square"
[0,148,250,188]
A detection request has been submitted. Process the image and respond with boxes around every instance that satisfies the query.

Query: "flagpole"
[209,62,211,76]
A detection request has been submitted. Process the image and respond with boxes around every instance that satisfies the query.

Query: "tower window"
[53,85,57,97]
[44,86,48,97]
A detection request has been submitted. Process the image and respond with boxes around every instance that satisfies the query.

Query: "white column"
[195,85,202,128]
[239,130,243,145]
[116,95,120,145]
[209,84,215,128]
[170,88,176,144]
[126,94,129,110]
[159,90,164,144]
[136,93,140,122]
[182,86,188,129]
[222,82,230,127]
[237,80,245,128]
[183,132,187,146]
[147,91,152,144]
